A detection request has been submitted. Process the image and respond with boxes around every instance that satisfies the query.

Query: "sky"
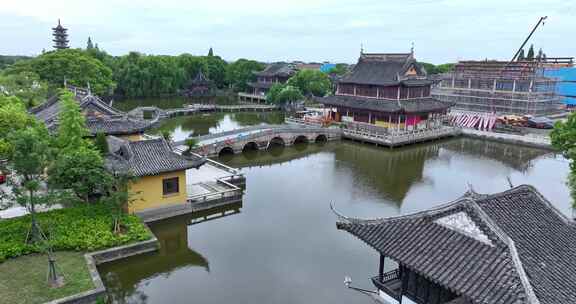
[0,0,574,64]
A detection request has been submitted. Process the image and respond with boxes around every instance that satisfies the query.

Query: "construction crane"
[509,16,547,64]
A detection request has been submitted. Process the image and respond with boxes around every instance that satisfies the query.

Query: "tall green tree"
[287,70,331,97]
[6,126,52,243]
[225,59,265,92]
[517,49,525,61]
[551,114,576,208]
[202,55,227,88]
[208,47,214,57]
[55,90,89,150]
[526,44,535,61]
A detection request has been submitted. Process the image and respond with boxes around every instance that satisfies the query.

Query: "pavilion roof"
[336,185,576,304]
[106,137,205,177]
[317,95,452,114]
[339,52,428,86]
[30,85,153,136]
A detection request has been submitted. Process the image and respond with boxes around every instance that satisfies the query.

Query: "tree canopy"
[225,59,265,92]
[0,71,48,107]
[0,96,41,157]
[287,70,331,97]
[266,84,303,104]
[420,62,455,74]
[551,114,576,208]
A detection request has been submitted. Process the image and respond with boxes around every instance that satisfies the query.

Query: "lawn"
[0,251,94,304]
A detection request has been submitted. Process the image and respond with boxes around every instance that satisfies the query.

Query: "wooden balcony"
[371,269,402,301]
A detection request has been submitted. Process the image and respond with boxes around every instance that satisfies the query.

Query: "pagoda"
[182,70,215,104]
[52,19,69,50]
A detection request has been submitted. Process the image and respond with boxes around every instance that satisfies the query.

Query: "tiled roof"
[86,116,152,135]
[30,86,152,136]
[106,137,206,177]
[339,52,428,86]
[254,63,297,77]
[317,95,453,114]
[336,185,576,304]
[247,82,275,89]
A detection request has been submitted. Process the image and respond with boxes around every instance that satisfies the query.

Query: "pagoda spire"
[52,19,69,50]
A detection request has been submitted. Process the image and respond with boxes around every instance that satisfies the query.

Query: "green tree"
[94,132,109,155]
[208,47,214,57]
[551,114,576,208]
[56,90,89,150]
[267,84,303,105]
[287,70,331,97]
[0,96,39,157]
[18,49,115,96]
[48,146,113,202]
[436,63,455,74]
[225,59,265,92]
[5,126,52,243]
[327,64,348,76]
[517,49,525,61]
[527,44,535,61]
[202,55,227,88]
[0,71,48,107]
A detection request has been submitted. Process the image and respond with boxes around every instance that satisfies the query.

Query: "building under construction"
[432,58,574,116]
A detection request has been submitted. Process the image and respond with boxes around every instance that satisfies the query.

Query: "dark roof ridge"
[333,195,476,226]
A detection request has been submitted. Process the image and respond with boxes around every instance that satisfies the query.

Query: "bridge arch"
[269,136,285,147]
[218,146,235,157]
[293,135,309,145]
[315,134,328,143]
[242,141,259,152]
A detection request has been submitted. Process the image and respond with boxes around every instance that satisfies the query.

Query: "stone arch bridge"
[173,125,341,157]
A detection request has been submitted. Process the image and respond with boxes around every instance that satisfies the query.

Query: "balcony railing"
[371,269,402,301]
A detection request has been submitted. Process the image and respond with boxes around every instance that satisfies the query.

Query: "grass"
[0,251,94,304]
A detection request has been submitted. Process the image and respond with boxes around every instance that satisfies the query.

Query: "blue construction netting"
[320,63,336,73]
[544,67,576,105]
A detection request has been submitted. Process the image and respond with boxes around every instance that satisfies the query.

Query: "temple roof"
[30,86,152,136]
[106,137,205,177]
[318,95,452,114]
[190,70,212,85]
[339,52,428,86]
[254,63,297,77]
[336,185,576,304]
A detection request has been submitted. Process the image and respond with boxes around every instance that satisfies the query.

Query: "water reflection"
[99,203,242,303]
[98,137,567,304]
[149,112,285,142]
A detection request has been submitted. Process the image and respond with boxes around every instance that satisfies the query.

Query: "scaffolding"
[432,58,574,116]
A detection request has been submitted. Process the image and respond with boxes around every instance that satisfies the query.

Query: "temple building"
[105,136,205,214]
[433,58,574,116]
[336,185,576,304]
[318,52,452,132]
[30,85,153,141]
[52,19,69,50]
[182,70,215,104]
[238,63,297,103]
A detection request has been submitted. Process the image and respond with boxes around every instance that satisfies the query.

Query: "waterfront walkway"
[128,103,278,121]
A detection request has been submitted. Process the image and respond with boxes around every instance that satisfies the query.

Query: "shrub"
[0,205,151,262]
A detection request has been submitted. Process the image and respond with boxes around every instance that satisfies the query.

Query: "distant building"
[105,136,205,214]
[318,52,452,132]
[52,19,69,50]
[432,58,574,116]
[30,85,152,141]
[336,185,576,304]
[238,63,297,103]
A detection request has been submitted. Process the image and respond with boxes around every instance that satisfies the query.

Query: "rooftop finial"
[411,42,415,56]
[63,76,67,87]
[87,82,91,95]
[360,43,364,55]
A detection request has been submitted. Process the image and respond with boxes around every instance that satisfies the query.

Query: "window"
[162,177,179,195]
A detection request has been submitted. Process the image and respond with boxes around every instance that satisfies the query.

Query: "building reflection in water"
[99,202,242,303]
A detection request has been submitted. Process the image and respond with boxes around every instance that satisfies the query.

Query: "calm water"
[113,95,239,112]
[148,112,285,142]
[99,135,571,304]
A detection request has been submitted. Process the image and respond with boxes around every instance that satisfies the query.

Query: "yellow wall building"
[106,137,205,214]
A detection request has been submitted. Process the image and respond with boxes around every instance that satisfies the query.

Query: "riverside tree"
[287,69,331,97]
[225,59,265,92]
[551,114,576,208]
[48,90,112,202]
